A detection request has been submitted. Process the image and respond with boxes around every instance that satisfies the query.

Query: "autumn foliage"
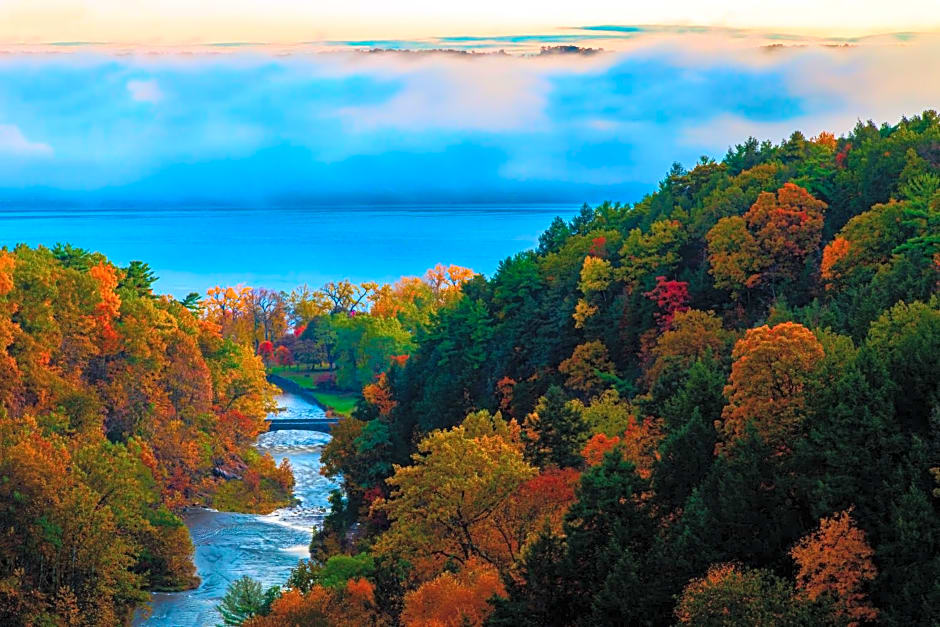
[581,415,664,479]
[373,412,577,586]
[820,236,852,288]
[244,578,378,627]
[716,322,824,454]
[369,264,475,327]
[401,559,506,627]
[644,308,729,386]
[362,372,397,417]
[645,275,690,330]
[558,340,616,397]
[0,245,285,623]
[274,344,294,366]
[708,183,826,297]
[745,183,827,283]
[296,113,940,627]
[10,113,940,625]
[373,411,536,578]
[675,563,812,625]
[791,509,878,625]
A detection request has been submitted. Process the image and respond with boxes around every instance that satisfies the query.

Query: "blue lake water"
[136,393,339,626]
[0,204,587,297]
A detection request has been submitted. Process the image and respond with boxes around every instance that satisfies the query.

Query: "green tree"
[522,386,589,468]
[563,452,656,623]
[862,298,939,434]
[118,260,157,297]
[316,553,376,589]
[217,576,276,626]
[486,531,573,627]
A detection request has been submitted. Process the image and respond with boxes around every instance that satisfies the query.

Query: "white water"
[137,393,340,626]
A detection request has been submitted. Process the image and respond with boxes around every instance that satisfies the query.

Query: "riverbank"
[138,393,339,626]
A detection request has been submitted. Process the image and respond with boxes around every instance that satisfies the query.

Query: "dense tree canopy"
[285,111,939,627]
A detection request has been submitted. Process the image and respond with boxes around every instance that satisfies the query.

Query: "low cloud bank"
[0,33,938,204]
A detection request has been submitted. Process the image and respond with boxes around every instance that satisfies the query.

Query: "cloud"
[0,34,937,202]
[127,79,163,103]
[0,124,53,156]
[336,56,550,132]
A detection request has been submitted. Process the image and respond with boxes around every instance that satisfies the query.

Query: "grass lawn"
[269,368,359,416]
[308,390,359,416]
[268,365,331,376]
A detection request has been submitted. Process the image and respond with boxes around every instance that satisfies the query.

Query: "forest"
[1,110,938,625]
[237,111,940,626]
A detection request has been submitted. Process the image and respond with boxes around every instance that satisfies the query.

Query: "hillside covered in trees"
[241,111,939,626]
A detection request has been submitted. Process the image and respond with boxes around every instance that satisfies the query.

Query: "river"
[137,393,340,626]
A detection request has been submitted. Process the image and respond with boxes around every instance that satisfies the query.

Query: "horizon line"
[2,23,937,51]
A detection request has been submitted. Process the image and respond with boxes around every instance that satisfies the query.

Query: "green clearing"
[269,367,359,416]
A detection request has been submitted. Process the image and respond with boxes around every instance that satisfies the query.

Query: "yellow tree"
[645,309,730,386]
[286,283,331,325]
[374,410,535,579]
[248,287,288,344]
[578,255,613,295]
[571,388,634,436]
[574,255,614,329]
[204,285,255,344]
[706,215,762,299]
[572,298,599,329]
[424,263,477,307]
[369,276,433,320]
[319,279,378,314]
[558,340,616,398]
[424,263,476,291]
[675,563,808,625]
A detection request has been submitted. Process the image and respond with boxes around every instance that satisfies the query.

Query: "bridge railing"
[265,417,338,433]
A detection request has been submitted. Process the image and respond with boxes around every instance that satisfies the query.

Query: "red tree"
[645,276,690,330]
[273,345,293,367]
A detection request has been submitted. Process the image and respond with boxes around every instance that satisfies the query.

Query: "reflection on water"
[138,393,339,626]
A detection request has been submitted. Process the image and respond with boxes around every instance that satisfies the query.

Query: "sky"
[4,1,940,42]
[2,30,939,205]
[1,6,939,293]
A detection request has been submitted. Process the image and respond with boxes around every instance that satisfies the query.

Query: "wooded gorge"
[274,112,939,626]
